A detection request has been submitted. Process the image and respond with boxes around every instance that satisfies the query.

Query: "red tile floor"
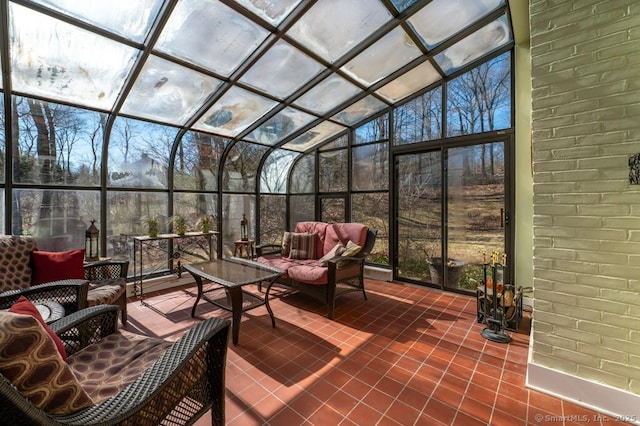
[123,279,619,426]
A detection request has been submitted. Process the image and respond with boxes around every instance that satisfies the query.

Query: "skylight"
[7,0,514,152]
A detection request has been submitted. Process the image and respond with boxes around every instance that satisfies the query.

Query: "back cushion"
[0,311,94,415]
[324,223,368,256]
[0,235,38,293]
[294,222,329,257]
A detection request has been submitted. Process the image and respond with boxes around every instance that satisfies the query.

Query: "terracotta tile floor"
[123,279,611,426]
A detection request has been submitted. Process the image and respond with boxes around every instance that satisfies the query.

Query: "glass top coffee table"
[184,257,284,345]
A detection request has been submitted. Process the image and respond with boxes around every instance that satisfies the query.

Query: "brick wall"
[530,0,640,394]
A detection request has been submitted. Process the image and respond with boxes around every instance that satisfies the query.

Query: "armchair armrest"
[57,317,231,425]
[0,279,89,313]
[50,305,119,356]
[84,260,129,280]
[255,243,282,257]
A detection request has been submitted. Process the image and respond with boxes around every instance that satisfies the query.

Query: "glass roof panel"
[27,0,163,43]
[121,55,223,126]
[287,0,392,64]
[10,3,139,111]
[281,121,346,152]
[155,0,269,77]
[341,27,422,87]
[390,0,419,12]
[409,0,504,49]
[233,0,302,26]
[332,95,388,126]
[434,14,512,74]
[293,74,361,115]
[376,60,442,103]
[239,40,324,99]
[244,107,316,145]
[193,86,278,137]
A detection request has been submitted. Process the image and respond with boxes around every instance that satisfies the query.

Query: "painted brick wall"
[530,0,640,394]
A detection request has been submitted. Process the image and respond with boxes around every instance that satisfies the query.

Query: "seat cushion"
[87,278,126,307]
[68,330,172,403]
[0,235,38,292]
[0,311,94,415]
[31,249,86,286]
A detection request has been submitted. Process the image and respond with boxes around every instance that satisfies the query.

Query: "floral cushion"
[68,330,172,403]
[0,311,94,415]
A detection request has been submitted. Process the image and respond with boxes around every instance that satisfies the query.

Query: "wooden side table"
[233,240,255,259]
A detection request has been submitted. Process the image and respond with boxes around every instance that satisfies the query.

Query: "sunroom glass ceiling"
[7,0,513,152]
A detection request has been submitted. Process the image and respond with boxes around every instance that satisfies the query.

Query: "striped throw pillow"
[288,233,317,260]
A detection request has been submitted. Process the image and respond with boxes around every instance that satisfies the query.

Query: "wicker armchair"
[0,305,230,425]
[0,235,129,324]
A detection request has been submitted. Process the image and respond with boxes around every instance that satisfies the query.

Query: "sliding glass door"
[394,140,509,294]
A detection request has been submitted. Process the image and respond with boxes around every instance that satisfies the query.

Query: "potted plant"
[171,215,188,236]
[197,215,212,233]
[424,246,465,286]
[146,216,160,238]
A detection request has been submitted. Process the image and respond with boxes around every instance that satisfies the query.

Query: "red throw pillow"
[9,296,67,361]
[31,249,86,285]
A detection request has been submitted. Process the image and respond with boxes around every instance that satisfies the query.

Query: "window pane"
[355,115,389,145]
[222,194,255,256]
[260,150,298,194]
[290,154,315,194]
[29,0,163,42]
[174,192,218,232]
[13,97,105,186]
[234,0,302,26]
[319,135,348,151]
[239,40,323,99]
[288,0,392,63]
[446,52,511,137]
[352,193,389,265]
[14,188,99,250]
[282,121,346,152]
[174,131,227,191]
[194,86,277,137]
[0,96,5,183]
[341,27,422,87]
[435,15,512,75]
[260,195,286,245]
[106,191,167,259]
[393,87,442,145]
[121,55,222,126]
[352,143,389,191]
[222,141,268,192]
[109,117,178,189]
[294,74,361,115]
[409,0,504,49]
[290,195,315,225]
[10,3,138,110]
[332,95,388,127]
[245,107,316,146]
[155,0,269,77]
[376,61,442,103]
[321,197,345,223]
[0,189,4,234]
[319,150,347,192]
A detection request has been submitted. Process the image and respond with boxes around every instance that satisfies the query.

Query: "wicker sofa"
[256,221,377,319]
[0,235,129,323]
[0,304,230,425]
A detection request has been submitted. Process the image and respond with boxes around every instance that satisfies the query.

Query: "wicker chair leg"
[119,292,128,324]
